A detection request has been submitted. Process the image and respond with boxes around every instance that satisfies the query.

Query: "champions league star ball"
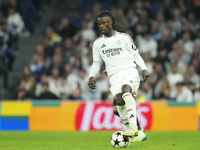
[111,131,129,148]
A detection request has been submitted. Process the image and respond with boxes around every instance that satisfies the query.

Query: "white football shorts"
[109,67,140,97]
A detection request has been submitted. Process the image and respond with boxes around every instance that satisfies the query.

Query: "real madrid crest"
[117,40,121,45]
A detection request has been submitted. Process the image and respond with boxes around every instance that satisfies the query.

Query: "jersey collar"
[103,31,117,39]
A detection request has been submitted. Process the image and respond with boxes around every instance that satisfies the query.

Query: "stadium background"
[0,0,200,131]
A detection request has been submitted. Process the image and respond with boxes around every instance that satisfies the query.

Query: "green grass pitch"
[0,131,199,150]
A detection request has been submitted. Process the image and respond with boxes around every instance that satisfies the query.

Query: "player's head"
[97,10,115,36]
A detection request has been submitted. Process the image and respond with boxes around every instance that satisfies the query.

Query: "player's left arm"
[134,53,149,82]
[125,35,149,82]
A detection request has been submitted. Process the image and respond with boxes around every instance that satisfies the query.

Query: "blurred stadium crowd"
[0,0,200,102]
[0,0,50,86]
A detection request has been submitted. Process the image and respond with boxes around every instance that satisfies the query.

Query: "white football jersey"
[92,31,138,76]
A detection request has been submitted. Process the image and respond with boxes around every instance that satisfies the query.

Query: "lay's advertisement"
[0,101,199,131]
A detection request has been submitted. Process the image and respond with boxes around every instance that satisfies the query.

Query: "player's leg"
[113,98,147,141]
[109,71,136,147]
[113,94,130,130]
[114,93,130,130]
[126,79,147,141]
[120,83,138,137]
[110,75,130,131]
[114,96,140,130]
[112,93,132,147]
[113,96,147,141]
[114,92,136,148]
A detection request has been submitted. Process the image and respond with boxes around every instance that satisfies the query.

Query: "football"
[110,131,129,148]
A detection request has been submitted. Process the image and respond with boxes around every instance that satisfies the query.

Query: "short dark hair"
[98,10,115,29]
[97,10,125,32]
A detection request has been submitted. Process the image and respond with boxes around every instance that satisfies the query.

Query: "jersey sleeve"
[125,34,139,56]
[88,61,101,78]
[92,41,101,61]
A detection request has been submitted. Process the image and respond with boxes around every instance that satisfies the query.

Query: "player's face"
[97,16,113,36]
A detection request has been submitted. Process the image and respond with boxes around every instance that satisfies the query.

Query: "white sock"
[122,93,137,129]
[117,105,129,129]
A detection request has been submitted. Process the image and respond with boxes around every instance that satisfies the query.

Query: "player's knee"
[116,100,125,106]
[114,93,125,106]
[121,84,132,95]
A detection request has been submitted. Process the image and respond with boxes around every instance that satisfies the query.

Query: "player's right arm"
[133,53,149,82]
[88,61,101,89]
[88,41,101,89]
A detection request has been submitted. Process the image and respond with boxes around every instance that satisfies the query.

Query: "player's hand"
[142,70,149,83]
[88,77,97,89]
[102,69,108,76]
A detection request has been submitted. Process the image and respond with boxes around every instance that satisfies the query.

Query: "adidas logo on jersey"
[129,114,134,119]
[101,44,106,48]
